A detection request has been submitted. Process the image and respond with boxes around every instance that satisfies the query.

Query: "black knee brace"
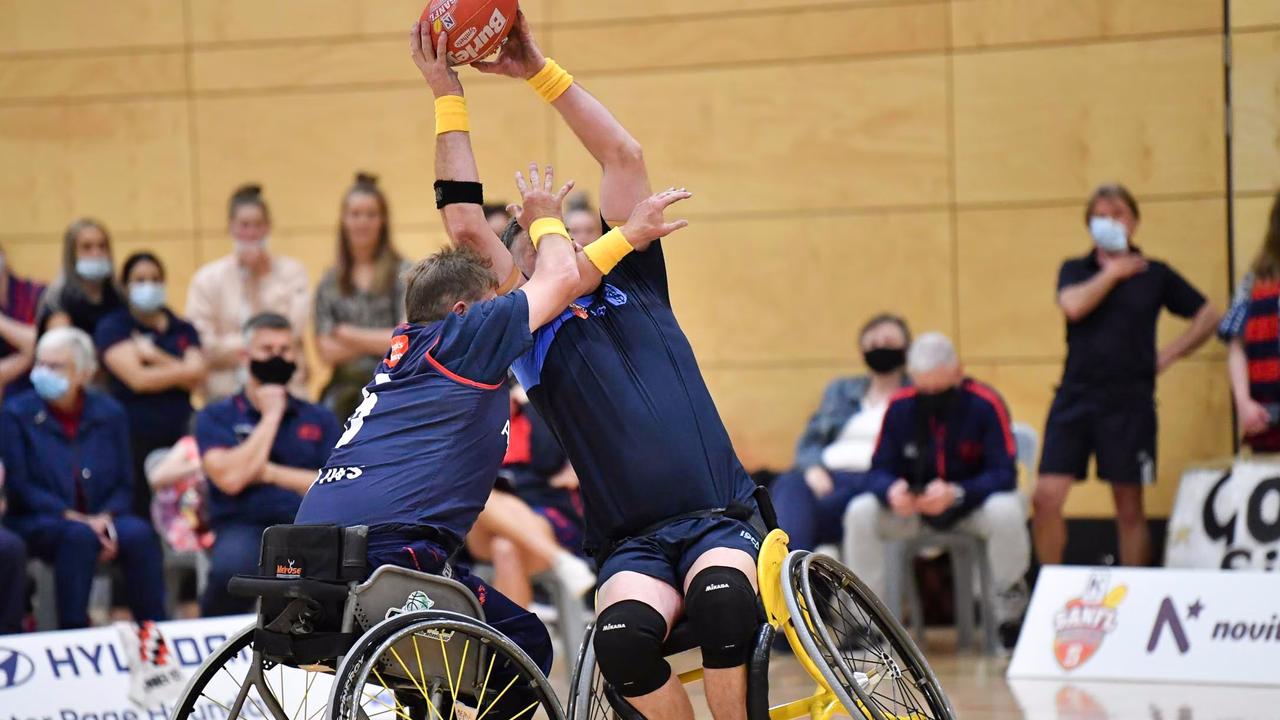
[684,566,759,669]
[593,600,672,697]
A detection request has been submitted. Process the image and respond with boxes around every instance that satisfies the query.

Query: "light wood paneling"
[951,0,1220,48]
[192,38,412,93]
[192,84,547,232]
[1232,31,1280,195]
[664,210,954,367]
[957,198,1228,361]
[550,0,890,25]
[0,0,184,55]
[1231,0,1280,29]
[0,100,193,236]
[1231,194,1277,280]
[550,2,948,74]
[187,0,548,44]
[0,51,186,101]
[556,56,949,216]
[953,36,1224,204]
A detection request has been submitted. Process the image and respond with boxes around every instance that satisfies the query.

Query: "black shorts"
[597,516,762,591]
[1038,388,1157,485]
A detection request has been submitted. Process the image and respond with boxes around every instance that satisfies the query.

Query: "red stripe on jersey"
[1249,358,1280,383]
[503,408,533,465]
[965,380,1016,457]
[1245,315,1279,343]
[423,337,504,390]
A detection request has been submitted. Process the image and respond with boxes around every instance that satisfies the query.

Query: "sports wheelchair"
[568,490,955,720]
[172,524,562,720]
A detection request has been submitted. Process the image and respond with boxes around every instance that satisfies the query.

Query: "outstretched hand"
[619,187,693,252]
[472,11,545,80]
[409,21,463,97]
[514,163,575,228]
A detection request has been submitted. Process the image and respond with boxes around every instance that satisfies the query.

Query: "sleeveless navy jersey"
[296,291,533,545]
[511,237,755,553]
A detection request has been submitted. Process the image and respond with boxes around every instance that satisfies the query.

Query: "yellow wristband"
[583,227,634,275]
[526,59,574,103]
[529,217,569,250]
[434,95,469,135]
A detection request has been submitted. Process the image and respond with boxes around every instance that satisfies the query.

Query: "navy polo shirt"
[94,307,201,439]
[195,392,341,527]
[1056,249,1205,395]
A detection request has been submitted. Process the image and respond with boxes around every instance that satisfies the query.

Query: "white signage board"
[1008,565,1280,686]
[0,615,253,719]
[1166,459,1280,571]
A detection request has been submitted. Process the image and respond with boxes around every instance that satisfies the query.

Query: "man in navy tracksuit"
[844,332,1030,641]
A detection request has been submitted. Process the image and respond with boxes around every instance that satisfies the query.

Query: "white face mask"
[75,256,113,282]
[234,236,269,262]
[1089,216,1128,253]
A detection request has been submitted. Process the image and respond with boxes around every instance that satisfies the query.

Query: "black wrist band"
[434,180,484,209]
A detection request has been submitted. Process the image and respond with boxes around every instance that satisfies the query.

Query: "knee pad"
[593,600,671,697]
[684,567,759,669]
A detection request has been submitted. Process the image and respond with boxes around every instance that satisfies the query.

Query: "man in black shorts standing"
[413,15,762,720]
[1032,184,1219,567]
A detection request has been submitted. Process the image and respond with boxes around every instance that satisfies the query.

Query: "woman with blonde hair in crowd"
[36,218,122,337]
[314,173,411,419]
[1219,191,1280,452]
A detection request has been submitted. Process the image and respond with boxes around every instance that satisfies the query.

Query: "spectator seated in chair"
[0,327,166,629]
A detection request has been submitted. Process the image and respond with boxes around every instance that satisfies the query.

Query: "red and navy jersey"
[866,378,1016,525]
[295,291,534,546]
[511,235,755,553]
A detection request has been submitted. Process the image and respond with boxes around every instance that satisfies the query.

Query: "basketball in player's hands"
[420,0,519,66]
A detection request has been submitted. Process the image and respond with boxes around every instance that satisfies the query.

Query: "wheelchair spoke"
[476,673,519,720]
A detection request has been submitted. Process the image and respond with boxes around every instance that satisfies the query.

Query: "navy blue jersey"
[511,237,755,553]
[295,291,534,546]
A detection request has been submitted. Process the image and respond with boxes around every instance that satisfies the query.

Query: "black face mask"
[863,347,906,374]
[249,355,297,386]
[917,388,957,420]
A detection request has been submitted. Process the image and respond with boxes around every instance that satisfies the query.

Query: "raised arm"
[410,22,518,290]
[474,12,651,223]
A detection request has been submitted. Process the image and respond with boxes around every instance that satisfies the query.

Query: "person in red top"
[0,241,45,403]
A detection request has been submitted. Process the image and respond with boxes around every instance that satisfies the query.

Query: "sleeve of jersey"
[602,215,670,304]
[428,291,535,388]
[1162,263,1208,318]
[92,312,130,354]
[194,407,237,454]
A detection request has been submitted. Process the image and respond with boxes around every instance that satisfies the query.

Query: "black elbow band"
[684,566,759,669]
[434,180,484,209]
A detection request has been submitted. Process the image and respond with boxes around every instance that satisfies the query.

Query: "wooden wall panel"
[951,0,1220,48]
[1231,0,1280,29]
[0,51,186,101]
[192,84,547,232]
[0,0,184,54]
[556,56,949,216]
[550,2,948,74]
[1231,194,1276,280]
[0,100,193,237]
[1231,31,1280,195]
[953,36,1224,204]
[663,211,954,368]
[550,0,892,25]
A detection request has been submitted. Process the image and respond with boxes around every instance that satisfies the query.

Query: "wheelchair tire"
[795,552,956,720]
[328,611,564,720]
[171,623,337,720]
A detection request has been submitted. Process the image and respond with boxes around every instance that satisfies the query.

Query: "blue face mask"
[30,365,71,402]
[1089,216,1128,253]
[75,257,113,282]
[129,282,166,313]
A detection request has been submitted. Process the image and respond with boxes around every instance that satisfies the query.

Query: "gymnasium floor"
[548,628,1280,719]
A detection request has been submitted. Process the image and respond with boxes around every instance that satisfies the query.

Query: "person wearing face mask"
[0,327,167,629]
[35,218,123,339]
[0,242,46,403]
[314,173,413,420]
[845,333,1029,645]
[186,184,311,403]
[1034,183,1220,569]
[95,252,206,517]
[193,312,340,616]
[773,314,912,552]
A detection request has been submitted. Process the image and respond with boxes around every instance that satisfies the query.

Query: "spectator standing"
[36,218,122,337]
[1033,184,1219,567]
[0,242,45,402]
[773,314,911,551]
[195,313,339,616]
[186,185,310,402]
[96,252,206,517]
[1219,192,1280,451]
[845,333,1029,642]
[1,327,166,629]
[314,174,411,420]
